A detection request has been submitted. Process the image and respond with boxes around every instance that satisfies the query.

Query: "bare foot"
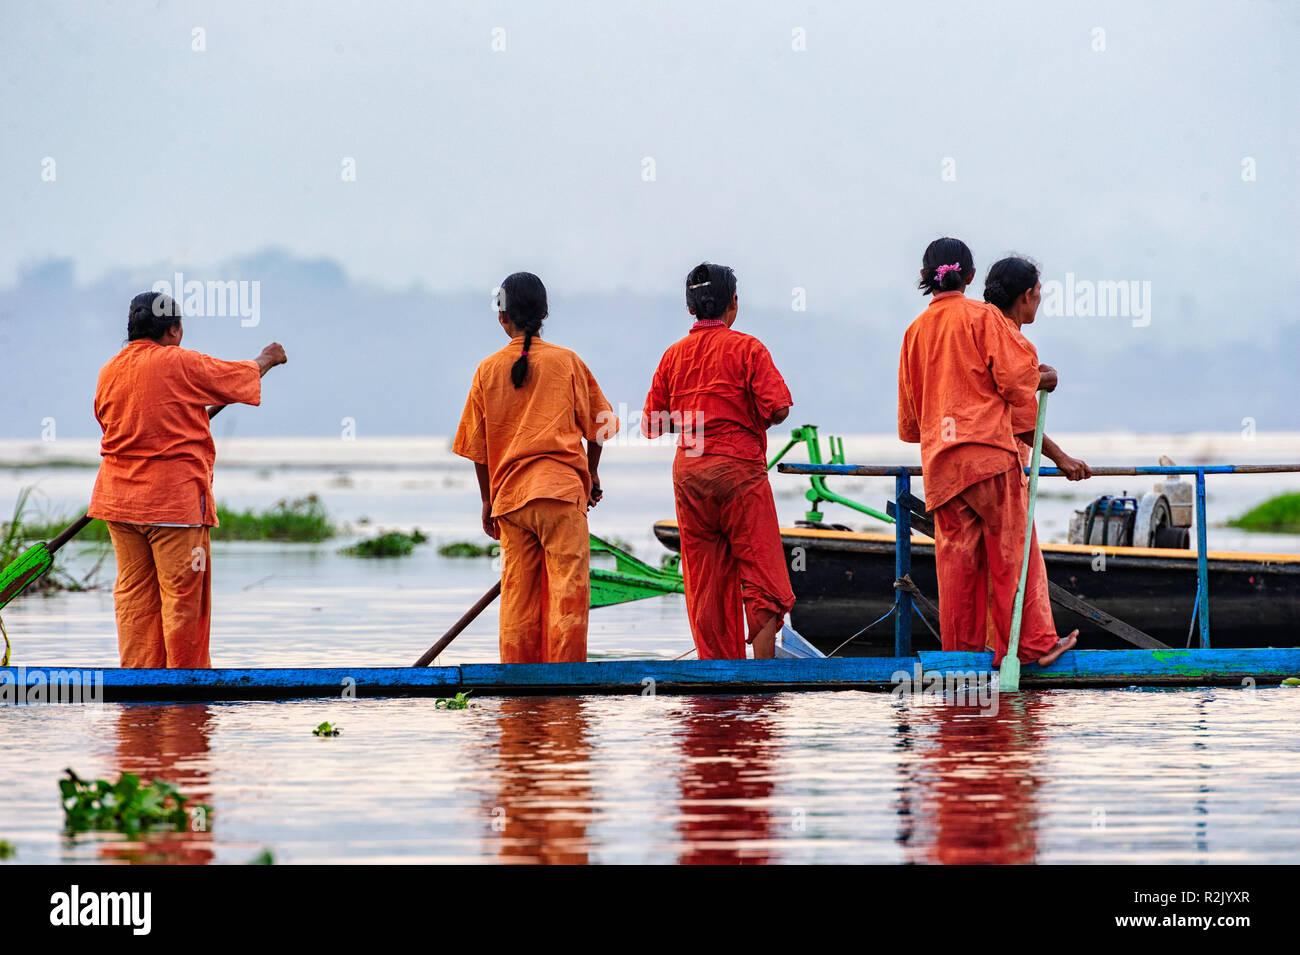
[1036,630,1078,667]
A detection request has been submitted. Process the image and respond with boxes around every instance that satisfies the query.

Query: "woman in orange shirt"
[643,262,795,660]
[984,255,1091,656]
[89,291,287,668]
[453,272,618,664]
[897,238,1073,666]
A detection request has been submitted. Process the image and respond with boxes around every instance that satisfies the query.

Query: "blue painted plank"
[2,649,1297,702]
[461,657,914,689]
[917,648,1300,684]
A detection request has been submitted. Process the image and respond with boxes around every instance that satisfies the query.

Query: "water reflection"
[901,694,1050,864]
[491,697,593,864]
[675,696,781,865]
[93,704,216,864]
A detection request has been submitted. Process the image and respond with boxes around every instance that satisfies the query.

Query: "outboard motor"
[1069,460,1193,549]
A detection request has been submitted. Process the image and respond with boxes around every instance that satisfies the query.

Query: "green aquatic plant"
[0,840,15,859]
[59,769,208,834]
[1228,493,1300,534]
[0,489,107,597]
[437,540,500,558]
[1282,677,1300,687]
[11,494,336,544]
[247,849,275,864]
[342,530,427,557]
[435,690,474,710]
[312,721,341,736]
[213,495,335,542]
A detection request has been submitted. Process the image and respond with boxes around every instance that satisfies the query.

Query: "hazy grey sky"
[2,0,1297,351]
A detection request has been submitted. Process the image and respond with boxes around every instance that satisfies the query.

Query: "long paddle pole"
[1000,390,1048,693]
[413,581,501,667]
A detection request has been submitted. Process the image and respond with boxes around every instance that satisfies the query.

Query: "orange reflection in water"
[491,697,593,864]
[901,693,1051,864]
[675,695,781,865]
[96,704,216,865]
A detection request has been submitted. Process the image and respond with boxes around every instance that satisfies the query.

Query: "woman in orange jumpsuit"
[984,255,1092,655]
[453,272,618,663]
[89,291,287,668]
[897,238,1073,667]
[643,262,795,660]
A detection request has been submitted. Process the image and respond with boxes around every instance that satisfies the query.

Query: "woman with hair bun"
[453,271,618,664]
[984,255,1091,657]
[90,291,287,668]
[897,238,1074,667]
[642,262,795,660]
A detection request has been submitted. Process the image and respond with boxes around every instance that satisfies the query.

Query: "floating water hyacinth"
[435,690,474,710]
[59,769,208,834]
[312,721,341,736]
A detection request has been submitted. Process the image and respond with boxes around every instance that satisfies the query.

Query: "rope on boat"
[894,575,943,643]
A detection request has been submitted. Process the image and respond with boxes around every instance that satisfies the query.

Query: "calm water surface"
[2,437,1299,864]
[1,689,1297,864]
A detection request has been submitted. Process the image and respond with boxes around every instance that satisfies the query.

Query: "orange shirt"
[1007,322,1041,466]
[89,341,261,526]
[897,292,1040,510]
[453,336,618,518]
[643,321,792,462]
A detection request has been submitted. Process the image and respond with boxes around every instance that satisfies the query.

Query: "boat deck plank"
[1,649,1296,702]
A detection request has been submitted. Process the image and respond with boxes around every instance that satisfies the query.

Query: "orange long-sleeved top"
[643,321,792,463]
[88,340,261,526]
[1007,321,1042,467]
[897,291,1040,510]
[453,336,618,518]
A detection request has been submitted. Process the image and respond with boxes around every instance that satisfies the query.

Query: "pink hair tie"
[934,262,962,281]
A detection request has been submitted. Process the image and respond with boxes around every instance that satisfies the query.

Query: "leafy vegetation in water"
[59,769,208,834]
[437,540,500,558]
[1282,677,1300,687]
[0,840,15,859]
[212,495,335,542]
[1229,493,1300,534]
[247,848,275,864]
[9,493,336,545]
[0,489,108,596]
[435,690,474,710]
[312,721,341,736]
[341,529,428,558]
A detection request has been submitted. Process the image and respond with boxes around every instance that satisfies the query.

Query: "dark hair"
[983,256,1041,312]
[918,237,975,294]
[685,262,737,320]
[127,291,183,341]
[499,272,548,388]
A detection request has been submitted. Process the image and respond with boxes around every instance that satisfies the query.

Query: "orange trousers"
[931,467,1059,665]
[673,454,795,660]
[107,522,212,668]
[497,498,590,663]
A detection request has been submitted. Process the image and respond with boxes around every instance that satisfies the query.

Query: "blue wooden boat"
[2,649,1297,702]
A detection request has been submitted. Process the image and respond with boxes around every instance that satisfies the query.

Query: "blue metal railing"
[777,462,1300,656]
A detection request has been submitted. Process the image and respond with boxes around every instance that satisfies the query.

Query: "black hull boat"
[652,520,1300,655]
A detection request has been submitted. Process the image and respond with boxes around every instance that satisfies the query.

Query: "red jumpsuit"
[644,319,796,659]
[897,292,1057,665]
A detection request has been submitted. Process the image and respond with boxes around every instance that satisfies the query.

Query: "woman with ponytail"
[897,238,1074,667]
[642,262,796,660]
[453,272,618,663]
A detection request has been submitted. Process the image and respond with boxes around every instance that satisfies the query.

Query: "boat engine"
[1068,469,1192,549]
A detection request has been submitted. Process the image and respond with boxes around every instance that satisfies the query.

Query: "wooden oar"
[1001,391,1048,693]
[413,581,501,667]
[0,404,228,611]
